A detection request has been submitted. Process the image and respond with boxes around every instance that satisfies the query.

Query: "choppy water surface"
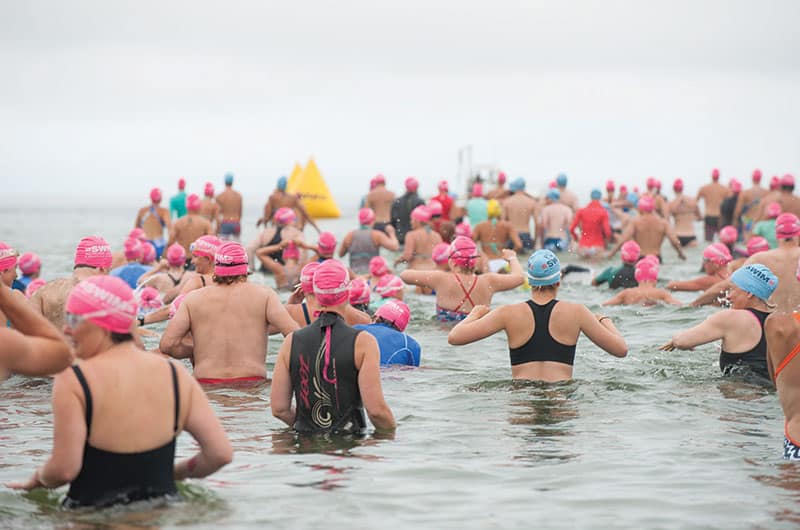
[1,201,799,529]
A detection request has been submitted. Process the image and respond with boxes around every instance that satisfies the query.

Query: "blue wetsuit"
[353,323,421,367]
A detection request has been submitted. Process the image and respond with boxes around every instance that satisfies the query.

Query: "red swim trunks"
[196,375,268,385]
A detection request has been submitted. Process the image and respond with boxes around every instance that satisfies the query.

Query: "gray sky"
[1,0,799,204]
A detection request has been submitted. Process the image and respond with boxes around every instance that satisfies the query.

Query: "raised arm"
[485,249,525,292]
[399,269,440,290]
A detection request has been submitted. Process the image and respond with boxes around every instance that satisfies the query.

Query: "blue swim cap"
[627,192,639,207]
[277,176,287,191]
[509,177,526,192]
[556,173,568,187]
[590,189,602,200]
[224,172,234,185]
[547,189,561,201]
[527,249,561,287]
[730,264,778,302]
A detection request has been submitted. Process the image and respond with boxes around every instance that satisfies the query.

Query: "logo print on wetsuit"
[299,354,311,410]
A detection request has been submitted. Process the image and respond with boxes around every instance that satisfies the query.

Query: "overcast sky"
[1,0,798,205]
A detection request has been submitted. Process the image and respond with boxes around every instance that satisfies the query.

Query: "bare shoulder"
[766,312,800,336]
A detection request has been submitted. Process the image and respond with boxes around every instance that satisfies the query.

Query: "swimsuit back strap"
[168,360,179,434]
[453,273,478,312]
[775,341,800,381]
[150,205,167,228]
[200,275,206,287]
[71,365,93,436]
[302,302,311,325]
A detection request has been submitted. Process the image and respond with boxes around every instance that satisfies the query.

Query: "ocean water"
[0,200,798,530]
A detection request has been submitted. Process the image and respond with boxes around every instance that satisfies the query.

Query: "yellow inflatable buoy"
[285,162,303,194]
[293,158,340,218]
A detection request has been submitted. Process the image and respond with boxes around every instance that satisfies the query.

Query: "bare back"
[29,277,79,329]
[403,228,442,270]
[668,195,700,237]
[172,214,213,253]
[136,205,170,240]
[541,204,572,239]
[631,214,671,256]
[745,245,800,312]
[474,220,514,259]
[365,187,396,223]
[199,198,220,226]
[503,193,540,233]
[217,189,243,221]
[697,183,729,217]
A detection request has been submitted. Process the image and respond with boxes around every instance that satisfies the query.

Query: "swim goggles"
[64,310,110,329]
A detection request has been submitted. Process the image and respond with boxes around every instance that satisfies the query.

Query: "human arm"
[607,222,634,258]
[507,224,522,252]
[659,311,727,351]
[259,199,273,228]
[601,291,626,306]
[666,277,710,292]
[270,335,296,427]
[765,313,799,382]
[690,279,731,307]
[395,233,415,265]
[578,306,627,357]
[295,201,320,233]
[399,269,439,290]
[373,226,399,251]
[485,249,524,291]
[569,211,580,241]
[338,231,354,258]
[159,298,195,358]
[355,332,396,432]
[447,305,504,345]
[265,288,300,336]
[664,222,687,260]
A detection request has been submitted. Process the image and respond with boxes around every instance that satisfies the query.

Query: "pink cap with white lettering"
[275,207,296,225]
[766,202,782,219]
[634,259,659,283]
[214,242,248,277]
[25,278,46,298]
[191,235,221,259]
[0,241,18,271]
[374,274,404,298]
[65,276,138,333]
[318,232,337,256]
[427,201,443,217]
[638,196,655,213]
[128,228,147,241]
[703,243,732,265]
[313,259,350,306]
[449,236,479,269]
[369,256,389,278]
[300,261,321,294]
[74,236,113,269]
[138,286,163,309]
[411,205,432,223]
[776,213,800,240]
[124,238,143,261]
[746,236,770,256]
[140,242,156,265]
[375,299,411,332]
[18,252,41,275]
[166,243,186,267]
[349,277,371,305]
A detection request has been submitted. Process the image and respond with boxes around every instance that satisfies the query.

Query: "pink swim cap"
[140,242,156,265]
[374,274,404,298]
[369,256,389,278]
[178,178,186,190]
[369,177,378,190]
[65,276,137,334]
[138,286,163,310]
[782,174,795,187]
[497,172,507,184]
[770,176,780,190]
[204,182,215,197]
[411,205,432,223]
[169,293,186,319]
[448,236,479,269]
[313,259,350,306]
[634,259,659,283]
[438,180,449,191]
[374,173,386,185]
[74,236,113,269]
[646,176,657,189]
[405,177,419,192]
[619,185,628,194]
[318,232,337,256]
[274,207,296,225]
[432,242,451,265]
[766,202,782,218]
[300,261,321,294]
[455,222,472,238]
[641,254,660,266]
[215,242,248,277]
[282,241,300,261]
[776,213,800,240]
[673,178,684,192]
[620,240,641,264]
[0,242,18,271]
[746,236,770,256]
[358,208,376,226]
[18,252,41,275]
[638,195,655,213]
[703,243,732,265]
[25,278,47,298]
[191,235,221,259]
[124,238,143,261]
[471,183,483,197]
[426,201,443,217]
[186,193,201,212]
[150,187,162,203]
[712,168,720,180]
[166,243,186,267]
[606,180,615,192]
[375,299,411,332]
[729,179,742,193]
[548,180,557,189]
[655,179,662,190]
[128,228,147,241]
[752,169,762,182]
[348,277,371,305]
[719,225,738,244]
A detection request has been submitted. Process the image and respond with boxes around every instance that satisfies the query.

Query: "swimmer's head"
[605,180,615,192]
[186,193,202,212]
[138,286,163,310]
[556,173,567,187]
[282,241,300,262]
[646,177,657,190]
[169,293,186,320]
[619,185,628,194]
[770,176,781,191]
[711,168,720,181]
[729,179,742,193]
[590,189,602,201]
[719,225,738,245]
[369,256,389,278]
[123,238,143,262]
[0,242,18,272]
[128,228,147,241]
[548,180,557,189]
[150,188,162,203]
[178,178,186,190]
[620,241,641,264]
[527,249,561,288]
[455,222,473,238]
[703,243,732,266]
[405,177,419,193]
[374,274,404,299]
[274,207,297,226]
[300,261,321,295]
[374,174,386,186]
[313,259,350,306]
[487,199,502,219]
[25,278,46,298]
[498,172,507,185]
[214,241,248,278]
[204,182,215,198]
[782,174,795,191]
[510,178,526,192]
[746,236,770,256]
[359,208,376,226]
[348,277,371,306]
[673,179,684,193]
[638,195,655,213]
[18,252,41,275]
[438,179,448,192]
[655,179,662,190]
[141,243,156,265]
[190,235,222,259]
[65,276,137,335]
[224,172,234,186]
[318,232,337,257]
[375,299,411,332]
[546,189,561,202]
[276,176,287,191]
[166,243,186,267]
[627,192,639,208]
[471,183,484,198]
[448,236,479,270]
[752,169,762,183]
[776,213,800,240]
[411,205,432,224]
[432,242,451,265]
[634,259,659,283]
[74,236,113,270]
[427,201,443,218]
[766,202,782,219]
[730,263,778,304]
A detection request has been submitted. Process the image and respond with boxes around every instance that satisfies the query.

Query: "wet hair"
[73,264,99,271]
[111,332,134,344]
[782,184,795,192]
[213,274,248,285]
[438,222,455,243]
[531,283,558,293]
[375,316,400,331]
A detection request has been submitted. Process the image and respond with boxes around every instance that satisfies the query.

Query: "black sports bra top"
[509,300,577,367]
[719,308,770,379]
[64,360,180,508]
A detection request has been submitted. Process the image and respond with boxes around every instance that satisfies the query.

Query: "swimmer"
[752,202,781,248]
[667,179,702,247]
[733,169,768,237]
[772,174,800,218]
[0,243,30,326]
[137,243,190,302]
[199,182,220,232]
[17,252,41,288]
[569,189,611,259]
[29,236,113,329]
[666,243,732,292]
[10,276,232,506]
[555,173,580,212]
[169,177,187,219]
[365,174,398,231]
[486,171,511,200]
[431,180,454,221]
[432,242,451,271]
[295,231,340,264]
[349,277,372,314]
[160,241,299,383]
[354,300,421,367]
[257,241,302,291]
[390,177,425,245]
[249,207,305,272]
[592,240,640,289]
[169,193,214,254]
[271,260,396,434]
[502,178,541,251]
[24,278,47,299]
[283,262,371,329]
[258,176,320,233]
[473,199,522,271]
[400,237,524,323]
[661,264,778,380]
[718,225,745,258]
[539,189,573,253]
[465,183,489,227]
[447,249,626,382]
[696,168,731,242]
[607,196,687,262]
[368,255,392,289]
[602,257,681,306]
[216,172,243,241]
[110,238,151,289]
[134,187,171,259]
[339,208,399,275]
[395,206,443,286]
[373,274,405,305]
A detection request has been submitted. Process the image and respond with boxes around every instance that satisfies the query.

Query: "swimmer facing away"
[448,249,627,382]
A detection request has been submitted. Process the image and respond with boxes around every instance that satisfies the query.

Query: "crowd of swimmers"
[3,166,800,509]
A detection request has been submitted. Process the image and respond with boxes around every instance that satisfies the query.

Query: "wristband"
[138,316,145,327]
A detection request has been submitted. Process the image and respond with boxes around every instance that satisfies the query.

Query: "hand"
[501,249,516,261]
[7,469,43,491]
[468,305,490,320]
[385,224,396,235]
[679,253,687,261]
[659,340,676,352]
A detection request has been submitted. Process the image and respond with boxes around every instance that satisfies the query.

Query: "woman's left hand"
[7,469,43,491]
